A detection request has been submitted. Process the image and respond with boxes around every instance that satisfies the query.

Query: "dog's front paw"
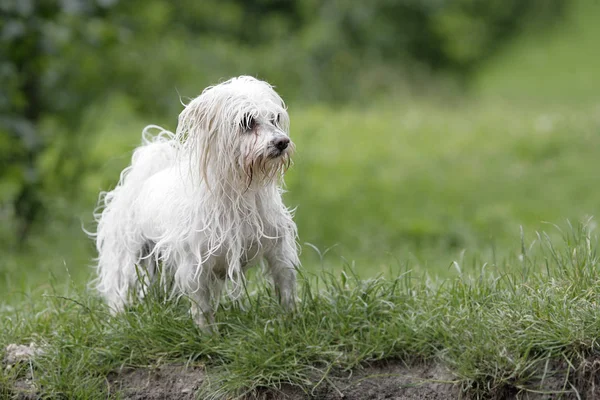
[191,307,217,334]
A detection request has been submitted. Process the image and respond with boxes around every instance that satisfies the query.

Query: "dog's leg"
[265,241,298,311]
[189,278,225,332]
[137,241,158,298]
[189,285,213,330]
[105,291,127,315]
[182,261,223,332]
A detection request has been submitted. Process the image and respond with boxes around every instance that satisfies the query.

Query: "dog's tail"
[91,126,178,309]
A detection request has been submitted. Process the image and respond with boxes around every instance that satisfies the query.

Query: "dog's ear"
[177,96,211,140]
[175,94,223,186]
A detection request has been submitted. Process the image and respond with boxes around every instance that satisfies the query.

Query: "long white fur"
[92,76,299,328]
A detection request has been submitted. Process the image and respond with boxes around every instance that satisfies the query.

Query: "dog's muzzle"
[273,137,290,151]
[270,136,290,158]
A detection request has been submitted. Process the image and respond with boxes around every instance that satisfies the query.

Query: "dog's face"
[236,108,294,182]
[177,76,294,186]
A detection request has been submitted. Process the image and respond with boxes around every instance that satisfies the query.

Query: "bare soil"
[8,358,600,399]
[107,365,204,400]
[106,361,459,400]
[280,361,460,400]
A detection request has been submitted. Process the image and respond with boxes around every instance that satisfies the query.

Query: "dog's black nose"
[273,137,290,151]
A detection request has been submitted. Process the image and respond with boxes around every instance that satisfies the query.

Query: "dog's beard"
[267,147,287,159]
[242,145,293,187]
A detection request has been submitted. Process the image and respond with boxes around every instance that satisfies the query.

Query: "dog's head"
[177,76,294,187]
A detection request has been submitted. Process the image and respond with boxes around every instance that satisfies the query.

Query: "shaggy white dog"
[92,76,299,329]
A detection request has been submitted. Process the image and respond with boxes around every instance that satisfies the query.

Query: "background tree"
[1,0,123,245]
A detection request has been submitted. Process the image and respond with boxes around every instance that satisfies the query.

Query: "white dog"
[92,76,299,329]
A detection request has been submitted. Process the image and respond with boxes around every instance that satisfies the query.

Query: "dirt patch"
[298,361,457,400]
[3,343,43,400]
[107,361,459,400]
[329,361,458,400]
[107,365,205,400]
[3,343,44,366]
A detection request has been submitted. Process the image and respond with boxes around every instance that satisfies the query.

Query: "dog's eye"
[271,114,280,126]
[241,114,256,132]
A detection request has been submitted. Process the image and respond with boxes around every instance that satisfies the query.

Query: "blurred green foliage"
[1,0,122,243]
[0,0,566,251]
[103,0,566,106]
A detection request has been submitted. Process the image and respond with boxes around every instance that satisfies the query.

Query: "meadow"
[2,1,600,398]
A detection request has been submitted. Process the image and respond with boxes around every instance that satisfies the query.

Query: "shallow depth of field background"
[2,0,600,302]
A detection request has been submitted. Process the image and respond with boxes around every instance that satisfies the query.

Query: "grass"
[2,223,600,398]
